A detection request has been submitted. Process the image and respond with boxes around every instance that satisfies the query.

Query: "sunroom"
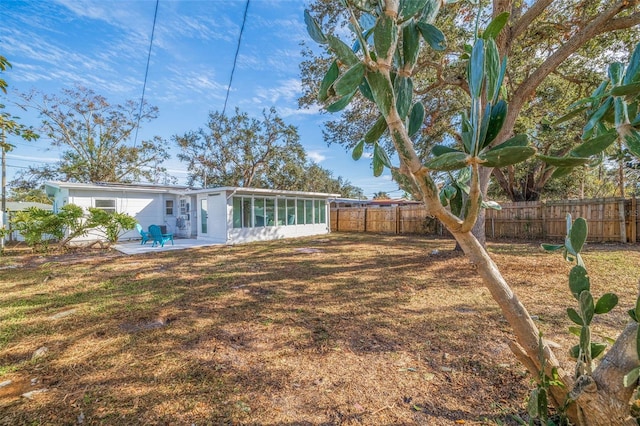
[195,187,339,244]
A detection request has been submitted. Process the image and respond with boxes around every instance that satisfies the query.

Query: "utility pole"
[1,128,6,251]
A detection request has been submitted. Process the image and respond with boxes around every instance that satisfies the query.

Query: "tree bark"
[573,322,640,425]
[445,223,572,409]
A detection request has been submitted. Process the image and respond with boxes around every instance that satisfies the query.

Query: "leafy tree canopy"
[8,187,50,204]
[0,56,39,150]
[303,1,640,421]
[300,0,640,203]
[372,191,391,200]
[11,86,170,187]
[173,107,364,198]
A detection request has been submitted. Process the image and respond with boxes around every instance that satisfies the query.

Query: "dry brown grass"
[1,233,639,425]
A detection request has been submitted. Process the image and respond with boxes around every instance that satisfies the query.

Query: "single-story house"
[44,181,340,245]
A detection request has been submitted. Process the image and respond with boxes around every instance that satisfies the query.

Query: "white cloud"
[254,78,301,104]
[156,66,227,104]
[237,53,262,69]
[307,150,327,163]
[165,14,237,44]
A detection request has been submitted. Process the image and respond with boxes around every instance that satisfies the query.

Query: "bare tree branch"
[602,11,640,32]
[510,0,554,41]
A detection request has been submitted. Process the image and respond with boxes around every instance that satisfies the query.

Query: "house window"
[305,200,313,224]
[314,200,322,224]
[242,197,253,228]
[286,199,296,225]
[319,200,326,223]
[180,199,189,216]
[265,198,275,226]
[165,200,174,216]
[230,195,326,228]
[94,199,116,213]
[254,198,265,227]
[296,199,304,225]
[233,197,242,228]
[232,196,253,228]
[277,198,286,225]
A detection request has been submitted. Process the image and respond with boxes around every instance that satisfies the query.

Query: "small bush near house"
[88,208,137,245]
[10,204,136,252]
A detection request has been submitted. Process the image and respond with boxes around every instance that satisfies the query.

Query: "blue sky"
[1,0,401,198]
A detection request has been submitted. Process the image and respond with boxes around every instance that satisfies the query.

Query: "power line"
[6,157,55,164]
[222,0,250,117]
[133,0,160,148]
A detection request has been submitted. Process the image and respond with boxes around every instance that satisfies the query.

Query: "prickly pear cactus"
[543,42,640,177]
[542,214,618,378]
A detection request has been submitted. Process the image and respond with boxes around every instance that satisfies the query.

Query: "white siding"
[65,189,164,241]
[227,223,330,244]
[210,193,228,243]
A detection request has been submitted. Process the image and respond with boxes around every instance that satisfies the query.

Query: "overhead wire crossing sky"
[221,0,250,117]
[133,0,160,148]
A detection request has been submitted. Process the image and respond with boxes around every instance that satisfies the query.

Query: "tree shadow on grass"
[0,233,532,425]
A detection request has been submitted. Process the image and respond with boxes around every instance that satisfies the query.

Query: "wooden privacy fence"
[330,197,640,243]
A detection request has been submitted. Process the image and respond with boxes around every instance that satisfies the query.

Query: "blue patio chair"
[135,223,150,245]
[148,224,174,247]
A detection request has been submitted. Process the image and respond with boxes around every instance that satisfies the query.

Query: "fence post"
[619,199,627,243]
[396,206,400,234]
[541,201,546,239]
[632,196,637,244]
[491,217,495,239]
[363,207,367,233]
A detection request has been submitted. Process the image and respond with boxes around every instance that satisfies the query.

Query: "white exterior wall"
[196,192,228,243]
[227,223,330,244]
[62,189,165,241]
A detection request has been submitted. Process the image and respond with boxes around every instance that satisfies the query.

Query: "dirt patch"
[1,234,638,424]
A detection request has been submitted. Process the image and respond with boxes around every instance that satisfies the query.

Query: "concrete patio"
[114,238,222,255]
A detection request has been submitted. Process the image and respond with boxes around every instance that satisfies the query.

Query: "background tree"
[7,187,50,204]
[301,0,640,245]
[174,107,303,188]
[305,1,640,422]
[372,191,391,200]
[173,107,364,197]
[11,86,170,187]
[1,55,39,250]
[296,162,365,198]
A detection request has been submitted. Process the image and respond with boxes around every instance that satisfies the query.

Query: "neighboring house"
[44,181,340,245]
[331,198,421,208]
[6,201,53,242]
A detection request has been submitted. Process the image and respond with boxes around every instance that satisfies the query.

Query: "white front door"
[200,198,208,236]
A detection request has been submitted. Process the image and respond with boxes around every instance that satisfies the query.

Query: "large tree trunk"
[572,322,640,425]
[346,1,640,422]
[446,223,640,424]
[448,226,571,409]
[469,167,493,248]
